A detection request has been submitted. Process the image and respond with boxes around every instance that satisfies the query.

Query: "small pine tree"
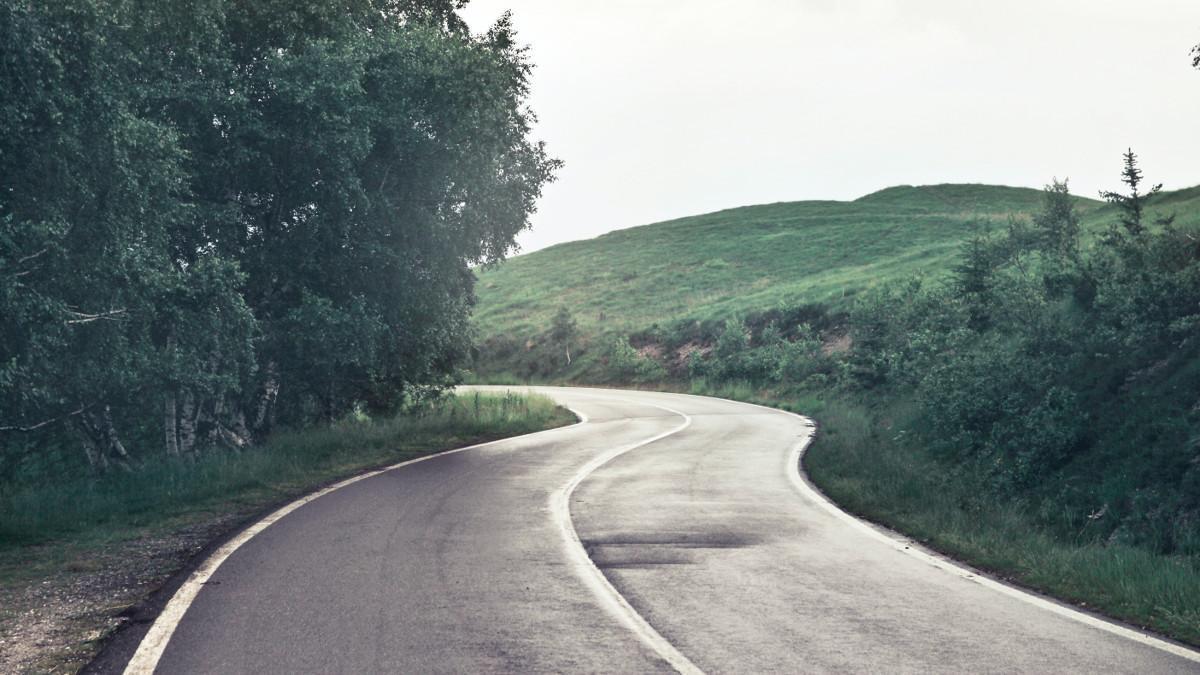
[1099,149,1163,237]
[953,227,1000,330]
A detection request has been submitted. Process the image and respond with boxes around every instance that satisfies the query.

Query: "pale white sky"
[460,1,1200,253]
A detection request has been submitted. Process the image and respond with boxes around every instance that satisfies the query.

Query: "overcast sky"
[460,1,1200,254]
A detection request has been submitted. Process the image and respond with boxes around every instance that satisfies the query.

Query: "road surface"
[105,386,1199,673]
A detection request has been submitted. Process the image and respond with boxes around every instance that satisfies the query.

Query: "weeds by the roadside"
[0,392,572,564]
[802,395,1200,647]
[0,391,572,674]
[681,377,1200,645]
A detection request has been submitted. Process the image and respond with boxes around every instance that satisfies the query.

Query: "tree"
[953,227,1002,331]
[192,4,559,427]
[1032,179,1081,261]
[0,0,251,469]
[1,0,558,471]
[1099,149,1169,237]
[550,307,578,366]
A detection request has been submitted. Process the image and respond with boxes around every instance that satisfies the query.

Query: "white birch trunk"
[99,406,132,466]
[179,390,197,455]
[165,391,179,457]
[253,361,279,432]
[77,419,107,471]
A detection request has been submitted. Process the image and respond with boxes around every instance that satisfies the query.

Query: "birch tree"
[1,0,556,472]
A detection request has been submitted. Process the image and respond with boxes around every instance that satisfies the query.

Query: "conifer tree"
[1099,149,1164,237]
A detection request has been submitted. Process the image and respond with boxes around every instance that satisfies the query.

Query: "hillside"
[474,184,1074,339]
[472,183,1056,333]
[472,183,1199,375]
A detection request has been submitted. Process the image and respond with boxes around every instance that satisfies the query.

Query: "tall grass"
[804,396,1200,647]
[0,392,572,554]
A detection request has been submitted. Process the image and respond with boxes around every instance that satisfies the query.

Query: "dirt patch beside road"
[0,514,241,674]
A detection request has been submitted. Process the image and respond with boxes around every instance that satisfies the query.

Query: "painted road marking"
[550,401,704,675]
[123,413,588,675]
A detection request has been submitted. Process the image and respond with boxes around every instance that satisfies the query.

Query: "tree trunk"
[76,416,108,471]
[165,391,179,456]
[189,392,251,451]
[99,405,133,468]
[179,390,197,455]
[75,407,133,471]
[206,394,222,445]
[252,361,279,434]
[232,409,251,444]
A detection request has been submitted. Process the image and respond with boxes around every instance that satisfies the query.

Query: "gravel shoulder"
[1,513,244,674]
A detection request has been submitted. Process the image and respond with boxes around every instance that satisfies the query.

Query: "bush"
[604,336,666,383]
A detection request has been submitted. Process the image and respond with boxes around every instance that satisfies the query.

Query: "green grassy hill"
[475,184,1063,338]
[472,182,1197,376]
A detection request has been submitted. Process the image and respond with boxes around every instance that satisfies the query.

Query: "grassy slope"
[475,183,1200,355]
[477,184,1094,341]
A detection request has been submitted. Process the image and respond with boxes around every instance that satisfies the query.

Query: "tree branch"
[0,403,92,432]
[64,308,127,324]
[16,247,48,265]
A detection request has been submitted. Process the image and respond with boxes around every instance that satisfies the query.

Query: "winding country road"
[100,386,1199,673]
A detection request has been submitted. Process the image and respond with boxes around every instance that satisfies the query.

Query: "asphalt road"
[110,386,1199,673]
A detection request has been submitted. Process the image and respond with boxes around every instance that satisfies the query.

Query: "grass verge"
[0,391,574,673]
[685,380,1200,648]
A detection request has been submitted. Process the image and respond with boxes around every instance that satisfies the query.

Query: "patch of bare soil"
[636,344,664,361]
[821,333,852,357]
[674,343,711,368]
[0,513,241,674]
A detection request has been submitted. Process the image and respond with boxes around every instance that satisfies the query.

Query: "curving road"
[104,387,1199,674]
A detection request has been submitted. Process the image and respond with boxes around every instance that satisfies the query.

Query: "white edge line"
[676,391,1200,665]
[549,401,705,675]
[123,405,589,675]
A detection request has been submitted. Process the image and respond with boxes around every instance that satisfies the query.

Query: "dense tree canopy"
[1,0,557,473]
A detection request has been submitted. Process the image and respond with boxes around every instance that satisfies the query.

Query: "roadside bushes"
[839,168,1200,554]
[656,306,841,388]
[604,336,666,383]
[919,342,1087,490]
[687,318,826,385]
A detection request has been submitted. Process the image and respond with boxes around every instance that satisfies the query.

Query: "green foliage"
[685,317,824,385]
[549,306,578,366]
[473,181,1184,381]
[1,1,557,474]
[604,336,665,383]
[1033,179,1082,261]
[840,157,1200,554]
[803,395,1200,647]
[474,184,1080,351]
[1100,149,1170,238]
[920,341,1086,489]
